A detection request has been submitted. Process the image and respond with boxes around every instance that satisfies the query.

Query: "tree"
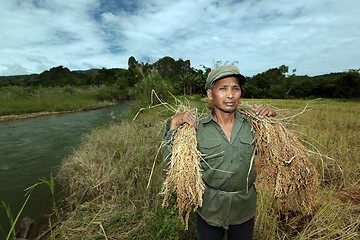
[0,80,8,87]
[333,70,360,98]
[242,83,264,98]
[129,73,174,104]
[251,65,289,96]
[179,72,197,95]
[127,56,200,96]
[114,69,138,97]
[93,68,118,86]
[38,66,79,86]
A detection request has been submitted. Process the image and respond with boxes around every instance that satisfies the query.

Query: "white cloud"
[0,0,359,76]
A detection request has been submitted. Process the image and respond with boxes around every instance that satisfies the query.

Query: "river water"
[0,101,130,236]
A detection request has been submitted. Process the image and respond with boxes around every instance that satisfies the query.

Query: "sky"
[1,0,359,77]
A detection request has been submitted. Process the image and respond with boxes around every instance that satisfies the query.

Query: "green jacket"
[162,111,257,229]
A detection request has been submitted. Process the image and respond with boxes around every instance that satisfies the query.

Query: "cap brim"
[214,73,246,86]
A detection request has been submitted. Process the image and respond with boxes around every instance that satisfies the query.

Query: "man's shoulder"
[235,111,252,123]
[199,114,212,124]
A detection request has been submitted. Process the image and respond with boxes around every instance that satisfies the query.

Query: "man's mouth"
[224,102,236,106]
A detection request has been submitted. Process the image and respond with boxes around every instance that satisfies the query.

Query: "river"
[0,101,130,237]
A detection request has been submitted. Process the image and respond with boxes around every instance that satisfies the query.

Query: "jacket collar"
[202,110,246,124]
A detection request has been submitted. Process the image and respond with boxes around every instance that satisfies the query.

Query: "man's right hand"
[169,112,198,130]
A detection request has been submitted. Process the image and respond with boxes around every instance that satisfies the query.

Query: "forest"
[0,56,359,99]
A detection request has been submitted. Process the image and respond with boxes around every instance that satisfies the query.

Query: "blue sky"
[1,0,359,76]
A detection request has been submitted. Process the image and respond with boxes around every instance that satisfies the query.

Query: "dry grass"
[255,189,360,240]
[53,112,169,240]
[332,187,360,205]
[160,124,205,230]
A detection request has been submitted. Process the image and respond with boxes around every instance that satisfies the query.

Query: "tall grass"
[54,109,196,239]
[53,98,359,239]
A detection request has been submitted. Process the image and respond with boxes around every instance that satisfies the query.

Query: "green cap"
[205,65,246,89]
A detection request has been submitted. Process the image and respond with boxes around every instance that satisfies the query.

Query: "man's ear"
[206,89,213,100]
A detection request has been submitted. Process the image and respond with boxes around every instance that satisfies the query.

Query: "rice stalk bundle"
[238,103,320,216]
[160,123,205,230]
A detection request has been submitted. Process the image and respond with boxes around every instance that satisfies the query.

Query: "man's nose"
[227,90,233,98]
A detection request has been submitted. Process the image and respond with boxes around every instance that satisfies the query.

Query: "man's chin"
[214,105,237,113]
[223,108,236,113]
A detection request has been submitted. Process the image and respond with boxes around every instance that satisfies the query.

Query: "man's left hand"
[253,104,277,118]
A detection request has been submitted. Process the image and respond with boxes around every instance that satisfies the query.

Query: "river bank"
[0,103,114,122]
[0,101,131,240]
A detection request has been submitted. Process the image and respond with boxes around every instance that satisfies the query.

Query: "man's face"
[207,76,241,113]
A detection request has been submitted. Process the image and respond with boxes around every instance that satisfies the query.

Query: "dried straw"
[160,123,205,230]
[134,91,206,229]
[238,103,320,216]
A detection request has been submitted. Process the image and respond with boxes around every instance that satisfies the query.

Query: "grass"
[51,97,359,239]
[0,86,123,116]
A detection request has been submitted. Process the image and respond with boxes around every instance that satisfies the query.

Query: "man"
[162,65,277,240]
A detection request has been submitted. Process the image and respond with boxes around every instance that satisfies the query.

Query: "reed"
[0,202,16,239]
[0,175,58,240]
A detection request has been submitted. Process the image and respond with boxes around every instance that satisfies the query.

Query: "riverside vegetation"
[0,86,123,121]
[45,97,359,240]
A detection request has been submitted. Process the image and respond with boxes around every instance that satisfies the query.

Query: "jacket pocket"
[239,135,256,162]
[199,139,233,180]
[198,139,224,165]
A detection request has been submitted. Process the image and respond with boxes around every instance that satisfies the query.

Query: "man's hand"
[169,112,198,130]
[253,104,277,118]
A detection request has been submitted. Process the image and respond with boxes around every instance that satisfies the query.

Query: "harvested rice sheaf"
[161,123,205,229]
[238,103,320,216]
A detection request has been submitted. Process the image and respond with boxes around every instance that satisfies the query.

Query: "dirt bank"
[0,111,79,122]
[0,102,117,123]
